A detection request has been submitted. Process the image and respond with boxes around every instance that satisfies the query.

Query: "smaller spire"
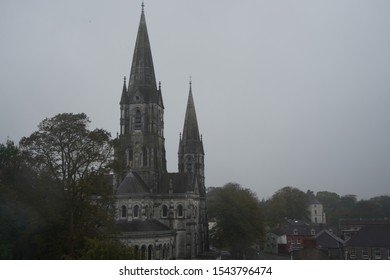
[122,76,127,92]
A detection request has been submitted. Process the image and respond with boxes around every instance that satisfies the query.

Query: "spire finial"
[142,1,145,13]
[123,76,126,84]
[189,75,192,86]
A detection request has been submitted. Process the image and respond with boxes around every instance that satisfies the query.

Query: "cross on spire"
[141,1,145,13]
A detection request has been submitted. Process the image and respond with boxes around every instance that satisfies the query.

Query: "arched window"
[134,245,139,259]
[148,245,153,260]
[185,156,193,173]
[154,147,158,169]
[133,205,139,218]
[145,205,150,219]
[142,146,148,167]
[121,205,127,218]
[162,205,168,218]
[127,147,133,168]
[135,110,142,130]
[177,204,184,218]
[141,245,146,260]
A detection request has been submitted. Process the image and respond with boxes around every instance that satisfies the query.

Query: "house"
[285,219,322,252]
[264,231,286,255]
[339,218,390,241]
[315,229,345,259]
[344,225,390,260]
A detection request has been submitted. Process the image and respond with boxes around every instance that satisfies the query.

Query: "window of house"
[121,205,127,218]
[374,248,381,260]
[135,110,142,130]
[297,239,301,245]
[362,248,369,260]
[311,229,316,235]
[293,229,298,235]
[350,248,356,259]
[177,204,184,218]
[291,239,295,245]
[162,205,168,218]
[133,205,139,218]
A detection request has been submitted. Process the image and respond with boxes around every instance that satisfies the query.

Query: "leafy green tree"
[207,183,264,259]
[265,186,310,227]
[369,196,390,217]
[316,191,340,210]
[0,140,45,259]
[340,194,357,208]
[79,238,137,260]
[19,113,114,258]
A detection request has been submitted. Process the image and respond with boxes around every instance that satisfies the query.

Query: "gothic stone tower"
[114,5,166,189]
[112,5,208,259]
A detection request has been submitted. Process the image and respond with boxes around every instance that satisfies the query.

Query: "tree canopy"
[265,186,310,228]
[1,113,119,259]
[207,183,264,259]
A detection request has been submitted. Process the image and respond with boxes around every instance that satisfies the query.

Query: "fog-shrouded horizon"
[1,0,390,200]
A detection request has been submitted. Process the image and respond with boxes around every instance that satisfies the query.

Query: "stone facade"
[111,6,208,259]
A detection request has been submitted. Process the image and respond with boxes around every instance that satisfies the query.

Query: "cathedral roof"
[116,172,149,194]
[159,172,194,194]
[115,219,171,233]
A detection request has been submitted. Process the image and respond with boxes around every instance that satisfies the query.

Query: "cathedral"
[111,5,209,259]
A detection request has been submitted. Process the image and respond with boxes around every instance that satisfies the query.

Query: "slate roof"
[115,219,171,233]
[116,172,149,194]
[159,172,194,194]
[315,229,345,249]
[345,225,390,247]
[284,220,323,236]
[116,171,201,196]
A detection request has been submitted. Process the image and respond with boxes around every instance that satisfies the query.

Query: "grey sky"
[1,0,390,200]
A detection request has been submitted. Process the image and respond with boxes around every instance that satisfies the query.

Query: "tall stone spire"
[116,4,166,187]
[126,3,162,106]
[178,81,204,177]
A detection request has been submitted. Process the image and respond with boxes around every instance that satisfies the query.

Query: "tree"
[369,196,390,217]
[207,183,264,259]
[316,191,340,210]
[79,238,137,260]
[265,186,310,228]
[19,113,114,257]
[0,140,48,259]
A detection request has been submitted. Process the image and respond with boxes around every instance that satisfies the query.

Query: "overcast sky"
[1,0,390,200]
